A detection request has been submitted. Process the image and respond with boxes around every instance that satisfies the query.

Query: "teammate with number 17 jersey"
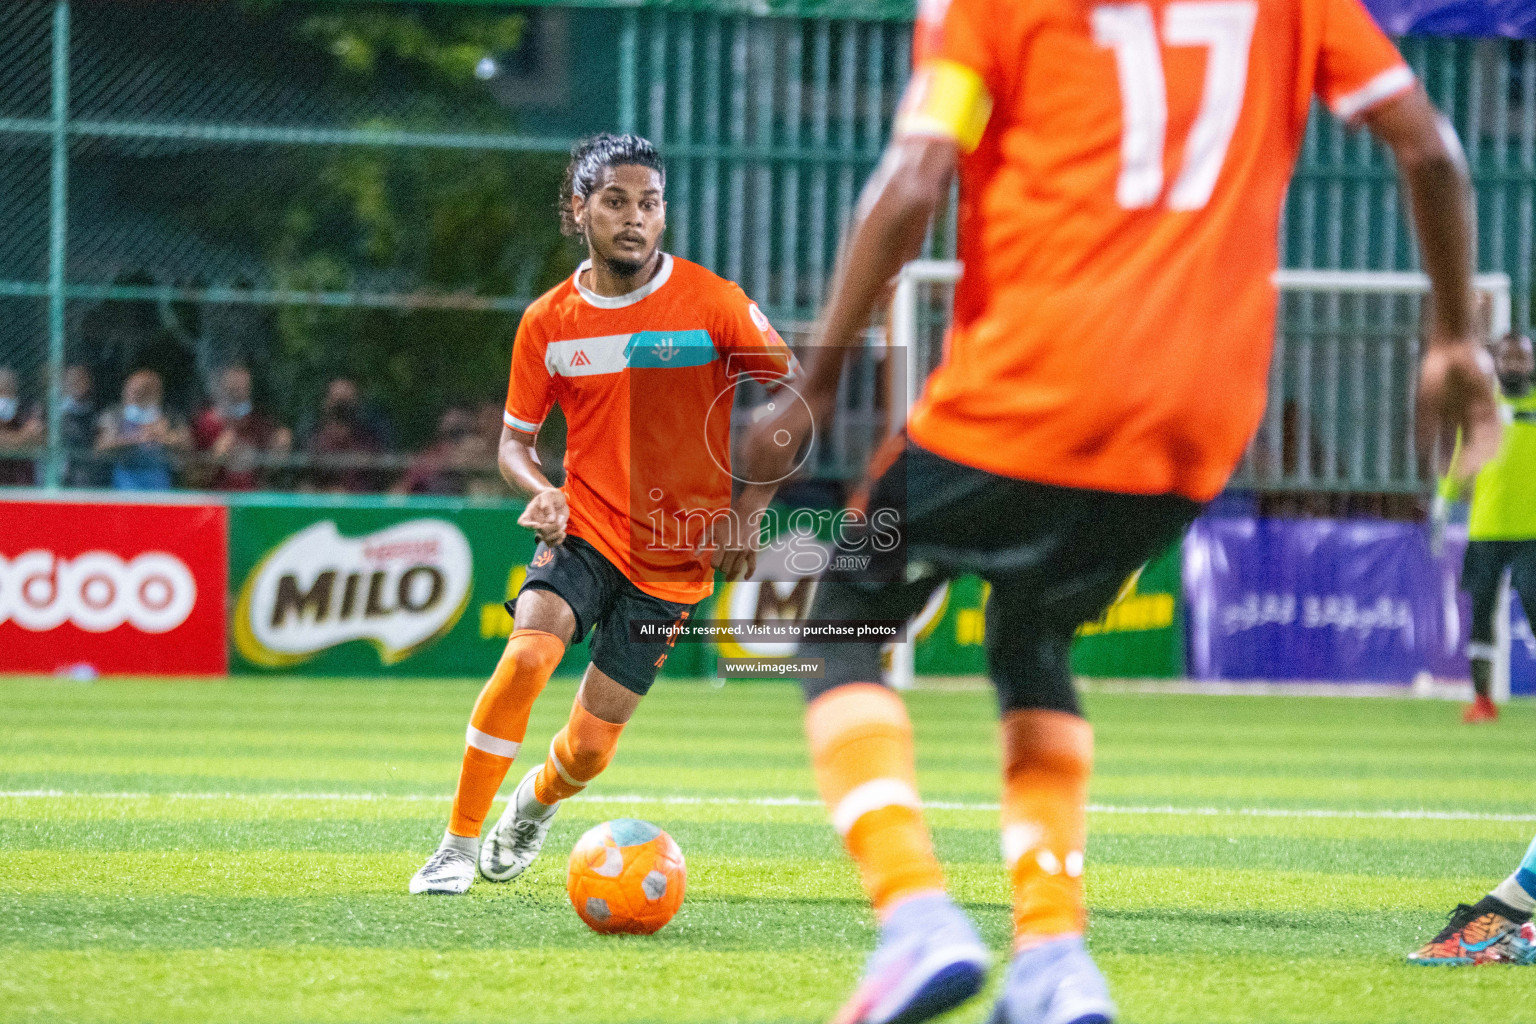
[741,0,1500,1021]
[907,0,1422,501]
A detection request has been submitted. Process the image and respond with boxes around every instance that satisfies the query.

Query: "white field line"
[1,790,1534,823]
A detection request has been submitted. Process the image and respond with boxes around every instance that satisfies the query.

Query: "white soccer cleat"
[409,846,477,894]
[479,767,559,882]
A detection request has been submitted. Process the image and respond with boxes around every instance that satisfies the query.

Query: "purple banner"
[1514,592,1536,696]
[1366,0,1536,37]
[1184,518,1468,683]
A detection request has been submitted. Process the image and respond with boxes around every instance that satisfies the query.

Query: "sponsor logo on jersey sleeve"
[748,302,772,333]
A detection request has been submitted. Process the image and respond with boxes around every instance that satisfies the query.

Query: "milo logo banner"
[230,501,576,677]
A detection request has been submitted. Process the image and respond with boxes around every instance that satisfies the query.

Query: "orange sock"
[447,628,564,838]
[532,697,627,805]
[1001,709,1093,948]
[806,683,945,917]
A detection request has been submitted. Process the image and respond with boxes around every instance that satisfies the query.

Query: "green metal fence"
[0,1,1530,492]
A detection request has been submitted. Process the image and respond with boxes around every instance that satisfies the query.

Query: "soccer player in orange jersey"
[411,134,799,894]
[742,0,1502,1020]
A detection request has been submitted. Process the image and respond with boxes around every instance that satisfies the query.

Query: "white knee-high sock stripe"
[548,743,585,789]
[465,726,520,759]
[1002,822,1044,868]
[1003,823,1084,877]
[831,778,922,836]
[1468,642,1497,661]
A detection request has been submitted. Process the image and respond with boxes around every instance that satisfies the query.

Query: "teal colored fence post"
[44,0,69,490]
[618,7,638,134]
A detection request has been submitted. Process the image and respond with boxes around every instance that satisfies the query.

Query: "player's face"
[575,164,665,276]
[1495,335,1534,397]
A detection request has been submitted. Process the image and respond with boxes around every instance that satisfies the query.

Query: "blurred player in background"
[411,134,799,894]
[1409,831,1536,964]
[743,0,1501,1020]
[1432,330,1536,723]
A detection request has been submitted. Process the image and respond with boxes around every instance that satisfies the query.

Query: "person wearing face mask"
[302,377,392,493]
[391,406,486,496]
[0,366,43,486]
[95,368,192,491]
[59,365,108,488]
[192,364,292,491]
[1434,332,1536,723]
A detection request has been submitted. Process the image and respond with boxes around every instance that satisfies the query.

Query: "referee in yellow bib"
[1436,331,1536,723]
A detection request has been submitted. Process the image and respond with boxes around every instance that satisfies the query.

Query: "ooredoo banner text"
[0,500,228,675]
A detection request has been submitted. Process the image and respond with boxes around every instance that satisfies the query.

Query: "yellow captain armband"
[894,59,992,153]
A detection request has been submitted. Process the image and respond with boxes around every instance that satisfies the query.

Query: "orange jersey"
[900,0,1413,501]
[505,254,799,602]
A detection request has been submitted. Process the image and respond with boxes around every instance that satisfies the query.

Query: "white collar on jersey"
[573,252,674,309]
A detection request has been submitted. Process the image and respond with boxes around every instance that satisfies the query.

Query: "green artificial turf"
[1,677,1533,1023]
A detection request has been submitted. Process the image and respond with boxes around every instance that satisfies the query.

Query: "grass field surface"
[2,676,1533,1023]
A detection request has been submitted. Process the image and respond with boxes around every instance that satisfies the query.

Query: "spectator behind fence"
[304,377,391,493]
[192,364,292,491]
[96,369,191,491]
[0,366,43,486]
[60,364,108,488]
[468,399,513,497]
[392,406,491,496]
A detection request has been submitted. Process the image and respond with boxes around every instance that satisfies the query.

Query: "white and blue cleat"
[831,893,989,1024]
[987,936,1116,1024]
[1506,923,1536,965]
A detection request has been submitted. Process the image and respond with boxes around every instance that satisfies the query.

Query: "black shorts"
[513,535,697,696]
[800,441,1201,715]
[1462,539,1536,647]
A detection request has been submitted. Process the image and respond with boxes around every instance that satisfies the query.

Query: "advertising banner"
[913,575,990,677]
[1512,592,1535,696]
[1184,517,1468,683]
[1365,0,1536,37]
[1071,541,1185,678]
[0,498,227,676]
[706,525,1181,679]
[229,500,614,677]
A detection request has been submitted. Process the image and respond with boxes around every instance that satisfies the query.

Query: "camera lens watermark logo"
[704,379,816,487]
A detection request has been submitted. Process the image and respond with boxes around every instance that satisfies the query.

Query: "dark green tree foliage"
[243,3,577,444]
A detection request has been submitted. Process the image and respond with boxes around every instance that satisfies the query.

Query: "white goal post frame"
[885,259,1515,696]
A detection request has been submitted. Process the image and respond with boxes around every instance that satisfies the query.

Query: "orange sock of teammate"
[806,683,946,918]
[1001,709,1093,948]
[446,628,564,838]
[532,697,627,804]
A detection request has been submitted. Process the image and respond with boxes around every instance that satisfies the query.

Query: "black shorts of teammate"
[1462,539,1536,650]
[799,441,1201,717]
[513,534,696,696]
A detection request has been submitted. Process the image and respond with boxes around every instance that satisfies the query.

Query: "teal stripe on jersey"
[626,329,716,369]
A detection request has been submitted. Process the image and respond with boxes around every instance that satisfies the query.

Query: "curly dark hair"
[558,133,666,236]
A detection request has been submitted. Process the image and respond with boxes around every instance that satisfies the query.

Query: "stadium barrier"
[1185,517,1536,695]
[0,493,1529,691]
[0,494,227,676]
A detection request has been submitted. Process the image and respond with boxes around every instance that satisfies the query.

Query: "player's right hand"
[1417,338,1501,486]
[518,487,569,547]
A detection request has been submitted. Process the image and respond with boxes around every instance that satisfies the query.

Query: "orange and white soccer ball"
[566,818,686,934]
